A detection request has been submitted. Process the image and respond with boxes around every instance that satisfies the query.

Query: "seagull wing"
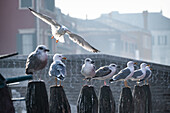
[112,68,131,80]
[94,66,111,78]
[132,70,143,79]
[49,61,66,77]
[25,52,43,74]
[67,32,100,53]
[28,8,61,27]
[140,70,151,81]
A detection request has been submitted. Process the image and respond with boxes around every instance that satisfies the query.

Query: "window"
[143,36,150,49]
[17,32,35,55]
[44,0,54,11]
[22,34,33,54]
[19,0,33,9]
[152,36,154,45]
[158,35,167,45]
[125,42,128,52]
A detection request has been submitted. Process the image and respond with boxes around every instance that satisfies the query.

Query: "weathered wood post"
[119,87,134,113]
[49,85,71,113]
[77,85,98,113]
[99,85,115,113]
[0,85,15,113]
[142,84,152,113]
[26,81,49,113]
[133,85,146,113]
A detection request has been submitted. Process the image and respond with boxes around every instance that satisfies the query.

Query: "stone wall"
[0,54,170,113]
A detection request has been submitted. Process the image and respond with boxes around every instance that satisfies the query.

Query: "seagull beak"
[62,57,67,60]
[91,61,94,64]
[147,64,150,67]
[45,49,50,52]
[134,62,137,65]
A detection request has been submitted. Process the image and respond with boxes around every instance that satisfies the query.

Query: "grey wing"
[49,62,66,77]
[25,53,41,74]
[113,68,131,80]
[94,66,111,78]
[132,70,143,79]
[28,8,61,27]
[140,70,149,81]
[67,32,100,53]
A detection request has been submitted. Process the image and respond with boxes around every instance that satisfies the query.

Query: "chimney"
[143,11,148,30]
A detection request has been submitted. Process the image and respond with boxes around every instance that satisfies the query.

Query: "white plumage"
[92,64,118,85]
[29,8,100,53]
[110,61,136,87]
[81,58,95,81]
[49,54,67,86]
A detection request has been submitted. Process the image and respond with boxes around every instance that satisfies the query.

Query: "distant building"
[108,11,170,65]
[0,0,80,55]
[66,13,152,61]
[0,0,55,55]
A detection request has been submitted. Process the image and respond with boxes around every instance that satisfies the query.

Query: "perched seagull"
[28,8,100,53]
[25,45,49,79]
[92,64,118,85]
[109,61,136,87]
[140,66,152,85]
[81,58,96,82]
[131,63,149,85]
[49,54,66,86]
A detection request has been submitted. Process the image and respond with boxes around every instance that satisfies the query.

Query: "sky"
[55,0,170,20]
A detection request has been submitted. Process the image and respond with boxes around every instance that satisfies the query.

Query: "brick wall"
[0,54,170,113]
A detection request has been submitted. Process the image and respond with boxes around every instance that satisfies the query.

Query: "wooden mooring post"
[77,85,98,113]
[0,85,15,113]
[26,81,49,113]
[133,85,146,113]
[119,87,134,113]
[49,85,71,113]
[99,85,115,113]
[142,84,152,113]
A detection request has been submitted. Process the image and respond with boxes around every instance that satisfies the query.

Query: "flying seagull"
[109,61,136,87]
[81,58,96,82]
[139,66,152,85]
[28,8,100,53]
[25,45,49,79]
[131,63,149,85]
[92,64,118,85]
[49,54,66,86]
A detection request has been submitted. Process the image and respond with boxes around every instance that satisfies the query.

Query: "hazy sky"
[55,0,170,19]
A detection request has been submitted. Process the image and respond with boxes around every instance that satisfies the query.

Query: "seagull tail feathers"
[109,78,116,83]
[85,77,91,81]
[25,69,33,75]
[57,74,65,81]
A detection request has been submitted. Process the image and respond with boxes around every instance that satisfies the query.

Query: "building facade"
[107,11,170,65]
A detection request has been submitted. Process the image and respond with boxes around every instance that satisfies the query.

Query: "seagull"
[139,66,152,85]
[28,8,100,53]
[49,54,66,86]
[81,58,96,82]
[131,63,149,85]
[25,45,49,79]
[92,64,118,85]
[109,61,136,88]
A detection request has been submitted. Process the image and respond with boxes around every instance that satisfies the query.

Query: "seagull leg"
[124,80,130,88]
[59,80,61,86]
[104,80,107,85]
[51,36,54,39]
[143,80,145,85]
[55,77,58,86]
[137,80,139,86]
[147,80,149,85]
